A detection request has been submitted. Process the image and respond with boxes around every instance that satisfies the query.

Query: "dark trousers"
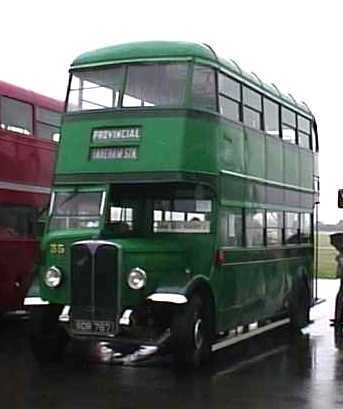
[335,279,343,323]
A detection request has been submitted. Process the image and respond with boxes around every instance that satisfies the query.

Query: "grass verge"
[317,233,337,279]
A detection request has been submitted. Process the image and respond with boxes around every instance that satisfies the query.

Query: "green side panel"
[58,111,314,194]
[300,149,314,189]
[56,113,219,179]
[218,123,245,173]
[221,175,246,206]
[183,117,219,173]
[246,180,266,207]
[216,246,314,330]
[245,129,265,179]
[266,135,283,183]
[57,115,184,175]
[283,144,300,186]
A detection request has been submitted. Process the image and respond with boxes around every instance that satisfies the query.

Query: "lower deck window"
[219,207,312,248]
[246,210,264,246]
[285,212,300,244]
[300,213,312,243]
[0,205,37,238]
[266,211,283,245]
[220,209,243,246]
[109,206,134,233]
[103,183,214,236]
[153,199,211,233]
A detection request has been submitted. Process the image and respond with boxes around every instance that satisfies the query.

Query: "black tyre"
[172,294,212,368]
[334,284,343,349]
[29,304,69,363]
[289,280,310,330]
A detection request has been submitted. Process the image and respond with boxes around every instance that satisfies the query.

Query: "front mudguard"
[146,275,213,305]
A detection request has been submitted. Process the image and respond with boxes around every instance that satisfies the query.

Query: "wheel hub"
[194,318,204,350]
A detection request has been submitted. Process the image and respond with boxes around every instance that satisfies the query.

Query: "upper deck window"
[281,107,296,144]
[218,73,241,121]
[191,65,217,111]
[263,98,280,137]
[36,107,61,141]
[0,96,33,135]
[297,115,312,149]
[243,86,262,130]
[67,66,125,111]
[67,63,188,112]
[123,64,188,107]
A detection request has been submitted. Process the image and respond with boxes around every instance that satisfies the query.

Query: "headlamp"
[44,266,62,288]
[127,267,147,290]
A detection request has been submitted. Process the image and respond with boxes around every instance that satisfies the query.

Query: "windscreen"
[49,191,104,231]
[67,63,189,112]
[67,66,124,111]
[123,64,188,107]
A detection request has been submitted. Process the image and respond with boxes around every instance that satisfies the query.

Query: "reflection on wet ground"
[1,280,343,409]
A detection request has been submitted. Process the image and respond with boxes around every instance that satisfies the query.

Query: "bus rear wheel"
[172,294,212,368]
[29,304,69,363]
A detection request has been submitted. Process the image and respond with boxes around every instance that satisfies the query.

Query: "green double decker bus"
[30,41,319,367]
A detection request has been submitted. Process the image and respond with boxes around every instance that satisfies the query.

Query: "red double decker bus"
[0,80,63,314]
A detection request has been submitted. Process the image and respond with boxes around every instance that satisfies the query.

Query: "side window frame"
[242,85,263,130]
[263,97,280,138]
[245,208,265,247]
[297,114,312,150]
[285,211,300,244]
[266,210,284,246]
[0,96,34,135]
[218,72,242,122]
[300,212,313,244]
[220,207,244,247]
[191,64,217,112]
[36,107,62,141]
[281,106,297,144]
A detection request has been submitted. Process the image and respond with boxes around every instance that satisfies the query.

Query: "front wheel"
[171,294,212,368]
[29,304,69,363]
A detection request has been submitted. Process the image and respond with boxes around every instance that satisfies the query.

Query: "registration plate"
[73,319,115,335]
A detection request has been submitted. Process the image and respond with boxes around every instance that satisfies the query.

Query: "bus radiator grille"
[70,243,119,330]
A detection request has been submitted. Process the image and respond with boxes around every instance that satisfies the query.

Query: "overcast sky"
[1,0,341,223]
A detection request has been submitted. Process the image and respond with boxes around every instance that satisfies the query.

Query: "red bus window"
[0,204,37,239]
[1,96,33,135]
[36,107,61,141]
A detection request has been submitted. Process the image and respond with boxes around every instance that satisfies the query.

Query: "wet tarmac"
[1,279,343,409]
